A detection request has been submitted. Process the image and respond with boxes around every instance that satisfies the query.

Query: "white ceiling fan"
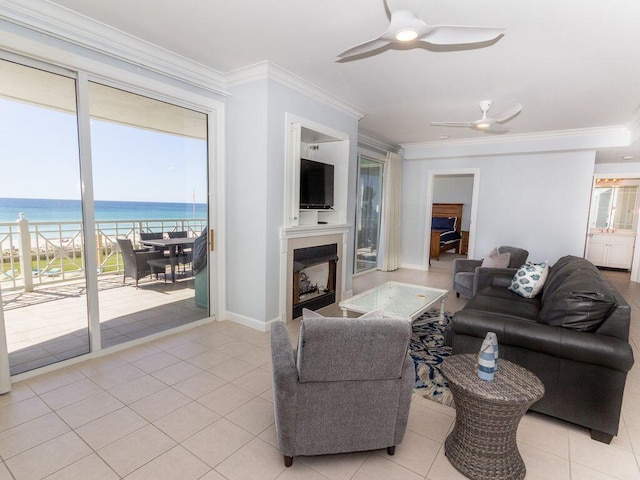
[337,0,505,60]
[430,101,523,134]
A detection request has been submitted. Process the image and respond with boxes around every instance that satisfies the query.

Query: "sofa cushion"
[541,256,598,304]
[508,261,549,298]
[539,269,617,332]
[463,289,542,321]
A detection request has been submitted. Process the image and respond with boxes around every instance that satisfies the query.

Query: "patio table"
[140,237,195,283]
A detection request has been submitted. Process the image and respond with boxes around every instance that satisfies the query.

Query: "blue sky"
[0,98,208,204]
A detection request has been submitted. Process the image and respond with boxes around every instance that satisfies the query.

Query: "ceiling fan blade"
[420,25,505,45]
[337,37,390,59]
[479,123,509,133]
[430,121,475,127]
[492,103,523,123]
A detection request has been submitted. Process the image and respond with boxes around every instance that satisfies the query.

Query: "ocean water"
[0,197,207,223]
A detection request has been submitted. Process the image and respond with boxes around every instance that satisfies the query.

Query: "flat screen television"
[299,158,334,209]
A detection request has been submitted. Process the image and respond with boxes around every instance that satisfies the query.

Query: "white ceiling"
[46,0,640,161]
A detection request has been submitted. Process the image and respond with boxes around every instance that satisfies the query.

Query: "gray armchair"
[270,316,414,467]
[453,246,529,298]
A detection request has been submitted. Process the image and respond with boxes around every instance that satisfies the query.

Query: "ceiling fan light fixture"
[476,122,491,129]
[395,29,419,42]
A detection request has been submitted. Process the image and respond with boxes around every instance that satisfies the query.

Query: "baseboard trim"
[225,311,269,332]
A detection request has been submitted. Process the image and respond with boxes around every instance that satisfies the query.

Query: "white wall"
[225,80,269,324]
[226,78,359,327]
[403,151,596,267]
[433,174,474,230]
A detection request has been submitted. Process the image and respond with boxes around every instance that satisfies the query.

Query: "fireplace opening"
[292,243,338,318]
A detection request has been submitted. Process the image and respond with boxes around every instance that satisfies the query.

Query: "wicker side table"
[441,354,544,480]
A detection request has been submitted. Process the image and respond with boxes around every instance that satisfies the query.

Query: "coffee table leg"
[439,298,446,324]
[341,307,348,318]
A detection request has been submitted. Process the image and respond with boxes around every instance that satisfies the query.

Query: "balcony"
[0,216,208,375]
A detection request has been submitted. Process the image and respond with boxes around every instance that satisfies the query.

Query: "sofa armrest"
[270,321,298,456]
[452,310,634,372]
[474,267,517,294]
[453,258,482,275]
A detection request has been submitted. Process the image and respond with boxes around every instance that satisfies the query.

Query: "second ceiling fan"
[431,101,523,134]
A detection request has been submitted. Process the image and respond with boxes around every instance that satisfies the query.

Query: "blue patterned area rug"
[410,310,454,407]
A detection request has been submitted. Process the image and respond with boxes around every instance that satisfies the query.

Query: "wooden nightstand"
[460,230,469,255]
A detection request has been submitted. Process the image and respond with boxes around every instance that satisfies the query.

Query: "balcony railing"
[0,214,206,292]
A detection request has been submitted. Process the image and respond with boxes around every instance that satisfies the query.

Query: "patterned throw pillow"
[508,261,549,298]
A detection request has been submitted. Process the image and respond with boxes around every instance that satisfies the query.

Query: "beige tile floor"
[0,252,638,479]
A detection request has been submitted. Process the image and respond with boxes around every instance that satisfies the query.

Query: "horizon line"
[0,197,207,206]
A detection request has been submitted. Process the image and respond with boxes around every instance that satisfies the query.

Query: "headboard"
[432,203,463,232]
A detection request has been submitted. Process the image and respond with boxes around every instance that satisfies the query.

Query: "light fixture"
[596,178,621,185]
[623,155,635,160]
[395,29,418,42]
[476,122,491,129]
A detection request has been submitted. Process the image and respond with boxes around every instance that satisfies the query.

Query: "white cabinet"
[586,233,635,269]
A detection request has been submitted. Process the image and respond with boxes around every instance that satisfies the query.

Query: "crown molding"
[0,0,230,97]
[0,1,366,118]
[402,125,632,160]
[357,129,401,155]
[225,61,365,120]
[627,107,640,144]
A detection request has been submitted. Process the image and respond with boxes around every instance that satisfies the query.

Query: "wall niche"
[284,114,350,229]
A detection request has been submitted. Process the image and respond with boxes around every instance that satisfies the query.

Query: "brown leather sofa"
[448,255,635,443]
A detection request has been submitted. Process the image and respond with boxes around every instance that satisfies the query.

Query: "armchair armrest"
[474,267,517,295]
[270,321,298,456]
[453,258,482,275]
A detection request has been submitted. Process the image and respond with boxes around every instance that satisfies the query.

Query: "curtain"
[379,151,402,271]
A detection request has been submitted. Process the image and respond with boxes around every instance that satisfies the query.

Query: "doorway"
[586,174,640,281]
[425,169,480,269]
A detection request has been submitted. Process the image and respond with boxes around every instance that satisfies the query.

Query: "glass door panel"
[88,82,209,348]
[354,157,384,273]
[0,59,89,374]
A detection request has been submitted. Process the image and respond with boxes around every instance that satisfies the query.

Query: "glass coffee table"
[339,281,448,322]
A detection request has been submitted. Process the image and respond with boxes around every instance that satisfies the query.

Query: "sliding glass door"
[88,82,210,348]
[0,59,90,374]
[354,156,384,273]
[0,54,214,375]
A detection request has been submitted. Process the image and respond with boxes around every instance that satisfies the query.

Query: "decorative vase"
[477,335,497,381]
[486,332,498,371]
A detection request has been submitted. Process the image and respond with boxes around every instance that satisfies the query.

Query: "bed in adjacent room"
[430,203,463,261]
